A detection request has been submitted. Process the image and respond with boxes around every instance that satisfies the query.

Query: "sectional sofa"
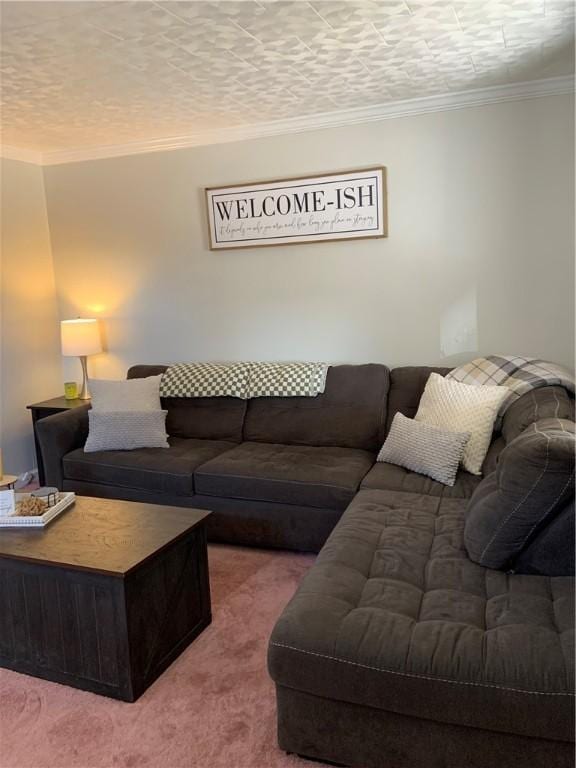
[36,363,575,768]
[39,363,391,551]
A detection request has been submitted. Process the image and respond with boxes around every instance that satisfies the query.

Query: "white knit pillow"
[415,373,509,475]
[89,375,162,412]
[378,413,470,486]
[84,411,169,452]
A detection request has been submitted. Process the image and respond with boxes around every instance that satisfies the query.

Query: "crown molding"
[11,75,576,167]
[0,144,44,165]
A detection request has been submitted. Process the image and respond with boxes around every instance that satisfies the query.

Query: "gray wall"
[1,158,61,474]
[41,94,574,383]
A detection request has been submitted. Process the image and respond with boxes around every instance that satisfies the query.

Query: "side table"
[27,397,90,485]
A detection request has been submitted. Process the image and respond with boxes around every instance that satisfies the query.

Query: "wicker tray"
[0,492,76,528]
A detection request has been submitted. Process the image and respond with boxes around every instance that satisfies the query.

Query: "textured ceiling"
[0,0,574,153]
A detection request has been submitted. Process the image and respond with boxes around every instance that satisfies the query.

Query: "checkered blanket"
[160,362,328,399]
[160,362,251,399]
[248,362,328,398]
[446,355,575,414]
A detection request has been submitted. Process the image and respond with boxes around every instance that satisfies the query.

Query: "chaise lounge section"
[268,484,574,768]
[268,377,575,768]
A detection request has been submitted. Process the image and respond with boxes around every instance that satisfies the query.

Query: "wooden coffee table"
[0,496,211,701]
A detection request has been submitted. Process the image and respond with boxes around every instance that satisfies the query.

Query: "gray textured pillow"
[464,417,575,572]
[89,375,163,412]
[378,413,470,486]
[84,410,169,453]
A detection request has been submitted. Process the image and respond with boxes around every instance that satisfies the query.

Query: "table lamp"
[60,318,102,400]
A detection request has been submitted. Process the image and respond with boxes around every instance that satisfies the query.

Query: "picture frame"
[205,166,387,250]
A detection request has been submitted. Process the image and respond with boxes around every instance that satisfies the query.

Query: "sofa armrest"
[35,406,90,489]
[464,417,575,574]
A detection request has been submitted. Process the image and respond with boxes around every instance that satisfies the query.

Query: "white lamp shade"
[61,318,102,357]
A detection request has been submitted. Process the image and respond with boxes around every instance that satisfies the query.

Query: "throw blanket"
[447,355,575,414]
[160,362,328,399]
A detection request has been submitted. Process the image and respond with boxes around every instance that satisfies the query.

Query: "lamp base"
[78,356,91,399]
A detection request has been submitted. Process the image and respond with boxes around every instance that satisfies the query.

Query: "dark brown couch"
[36,363,575,768]
[37,363,390,552]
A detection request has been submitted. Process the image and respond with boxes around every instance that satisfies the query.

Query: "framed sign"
[205,167,387,250]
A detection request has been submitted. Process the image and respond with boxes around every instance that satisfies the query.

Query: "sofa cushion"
[386,366,451,432]
[195,441,375,509]
[63,436,236,495]
[361,461,481,498]
[243,364,390,451]
[464,418,575,574]
[482,435,505,475]
[513,500,575,577]
[127,365,247,441]
[268,488,575,742]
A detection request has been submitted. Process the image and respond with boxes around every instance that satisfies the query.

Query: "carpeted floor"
[0,545,320,768]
